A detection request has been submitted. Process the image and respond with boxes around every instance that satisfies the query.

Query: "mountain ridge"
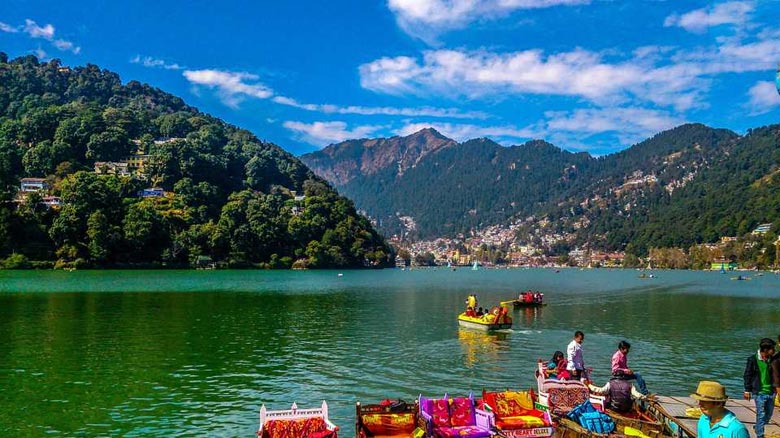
[299,122,780,259]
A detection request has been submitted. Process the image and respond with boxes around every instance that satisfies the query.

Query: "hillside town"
[390,218,780,270]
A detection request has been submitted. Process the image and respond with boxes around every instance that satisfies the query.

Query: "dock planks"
[650,396,780,438]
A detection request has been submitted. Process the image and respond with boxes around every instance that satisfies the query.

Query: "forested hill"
[0,54,392,268]
[301,120,780,259]
[303,130,599,238]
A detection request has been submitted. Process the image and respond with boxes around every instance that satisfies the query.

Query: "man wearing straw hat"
[692,381,748,438]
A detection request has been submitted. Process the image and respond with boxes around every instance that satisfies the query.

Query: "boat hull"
[458,318,512,331]
[513,301,546,308]
[606,408,664,436]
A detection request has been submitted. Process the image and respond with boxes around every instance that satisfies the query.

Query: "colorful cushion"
[431,399,451,428]
[548,386,590,415]
[262,417,329,438]
[450,397,475,427]
[487,391,534,417]
[361,412,416,435]
[496,415,547,429]
[433,425,491,438]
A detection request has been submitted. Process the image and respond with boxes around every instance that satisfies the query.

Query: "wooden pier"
[648,396,780,438]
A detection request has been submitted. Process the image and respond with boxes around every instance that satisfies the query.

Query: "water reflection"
[458,329,510,367]
[516,306,543,326]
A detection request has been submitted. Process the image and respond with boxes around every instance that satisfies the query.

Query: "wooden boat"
[355,399,418,438]
[482,389,554,438]
[643,397,699,438]
[556,416,668,438]
[458,305,512,331]
[502,299,547,308]
[504,290,546,307]
[258,401,338,438]
[606,407,665,436]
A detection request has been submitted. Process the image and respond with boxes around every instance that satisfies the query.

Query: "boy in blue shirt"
[693,380,748,438]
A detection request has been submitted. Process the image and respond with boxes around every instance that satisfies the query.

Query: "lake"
[0,268,777,437]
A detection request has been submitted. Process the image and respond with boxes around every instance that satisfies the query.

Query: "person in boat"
[743,338,776,438]
[611,340,649,395]
[476,307,484,317]
[588,373,648,413]
[545,351,571,380]
[693,380,748,438]
[466,294,477,310]
[567,330,588,381]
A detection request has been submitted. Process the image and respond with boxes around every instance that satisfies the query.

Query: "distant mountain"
[301,127,457,185]
[300,122,780,256]
[0,54,393,268]
[302,128,597,238]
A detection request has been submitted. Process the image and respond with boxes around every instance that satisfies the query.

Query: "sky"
[1,0,780,156]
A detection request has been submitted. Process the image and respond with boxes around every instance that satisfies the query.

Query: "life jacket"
[608,378,633,413]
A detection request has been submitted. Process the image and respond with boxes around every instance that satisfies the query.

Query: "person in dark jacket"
[588,375,647,413]
[771,334,780,399]
[743,338,776,438]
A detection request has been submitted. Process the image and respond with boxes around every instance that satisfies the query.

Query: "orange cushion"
[361,412,416,435]
[496,415,548,429]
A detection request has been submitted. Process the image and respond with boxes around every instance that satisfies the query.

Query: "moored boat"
[356,399,418,438]
[258,401,338,438]
[555,416,665,438]
[606,407,665,436]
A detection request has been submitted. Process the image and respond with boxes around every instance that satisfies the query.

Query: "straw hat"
[691,381,728,402]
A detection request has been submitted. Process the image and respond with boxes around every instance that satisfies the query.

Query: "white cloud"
[544,107,686,148]
[746,81,778,115]
[395,122,538,143]
[0,21,18,33]
[388,0,590,41]
[183,69,273,108]
[181,65,482,118]
[53,39,80,54]
[360,48,705,111]
[663,1,754,33]
[32,47,47,60]
[14,19,81,54]
[272,95,486,119]
[131,55,183,70]
[283,121,384,146]
[23,19,54,39]
[361,24,780,112]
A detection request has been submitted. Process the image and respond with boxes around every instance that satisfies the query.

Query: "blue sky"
[2,0,779,155]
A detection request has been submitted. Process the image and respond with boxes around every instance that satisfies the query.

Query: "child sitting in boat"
[545,351,571,380]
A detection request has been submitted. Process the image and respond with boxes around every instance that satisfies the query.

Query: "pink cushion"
[433,425,491,438]
[450,398,475,427]
[431,398,451,428]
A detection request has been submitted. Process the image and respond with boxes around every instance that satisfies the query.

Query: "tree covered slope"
[0,54,392,268]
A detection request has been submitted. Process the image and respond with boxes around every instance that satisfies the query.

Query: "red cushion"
[263,417,329,438]
[450,397,475,427]
[432,399,451,427]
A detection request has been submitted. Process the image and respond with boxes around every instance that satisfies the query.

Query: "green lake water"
[1,268,778,437]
